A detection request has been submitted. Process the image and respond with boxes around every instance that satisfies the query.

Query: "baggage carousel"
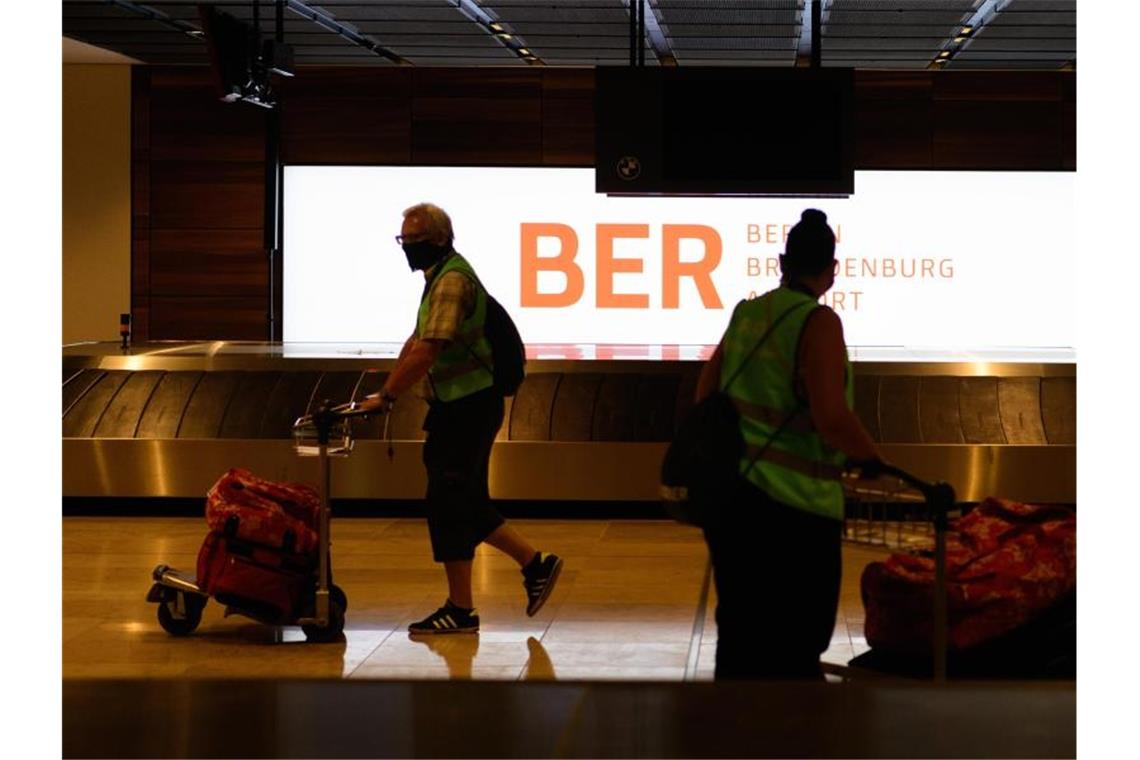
[62,342,1076,504]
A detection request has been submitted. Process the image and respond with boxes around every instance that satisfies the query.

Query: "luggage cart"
[835,463,958,682]
[145,400,372,642]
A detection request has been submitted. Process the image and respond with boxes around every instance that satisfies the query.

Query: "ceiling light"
[519,48,530,56]
[938,50,951,58]
[961,26,973,35]
[953,36,966,43]
[498,33,513,41]
[489,23,503,32]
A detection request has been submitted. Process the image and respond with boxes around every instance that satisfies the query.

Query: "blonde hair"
[402,202,454,246]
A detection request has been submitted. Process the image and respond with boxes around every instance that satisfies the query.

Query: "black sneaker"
[407,601,480,634]
[523,553,564,617]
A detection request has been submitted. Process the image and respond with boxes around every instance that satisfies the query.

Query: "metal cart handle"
[847,460,956,511]
[329,401,395,462]
[329,402,380,419]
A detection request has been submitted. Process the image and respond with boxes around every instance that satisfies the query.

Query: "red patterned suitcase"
[205,468,321,554]
[861,498,1076,655]
[195,532,314,623]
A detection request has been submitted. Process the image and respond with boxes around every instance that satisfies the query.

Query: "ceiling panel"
[653,1,798,66]
[948,0,1074,69]
[824,0,974,68]
[478,0,631,64]
[61,1,1078,70]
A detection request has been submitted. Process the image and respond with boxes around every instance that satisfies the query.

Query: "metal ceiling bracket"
[930,0,1007,68]
[102,0,204,39]
[796,0,826,68]
[626,1,674,66]
[453,0,542,64]
[632,0,643,66]
[284,0,406,65]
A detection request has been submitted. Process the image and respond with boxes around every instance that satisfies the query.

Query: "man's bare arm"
[396,334,415,361]
[357,339,446,411]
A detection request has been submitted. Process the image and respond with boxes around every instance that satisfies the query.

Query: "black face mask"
[402,240,449,271]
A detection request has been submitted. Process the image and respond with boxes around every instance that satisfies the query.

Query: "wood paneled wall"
[276,68,595,166]
[132,68,268,341]
[132,67,1074,340]
[855,71,1075,169]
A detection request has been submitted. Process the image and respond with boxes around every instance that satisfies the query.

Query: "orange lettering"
[663,224,723,309]
[596,224,649,308]
[520,223,584,307]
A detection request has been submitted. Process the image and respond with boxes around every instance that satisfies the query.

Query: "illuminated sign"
[284,167,1073,351]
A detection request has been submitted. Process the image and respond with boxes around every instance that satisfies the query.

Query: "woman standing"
[696,209,881,680]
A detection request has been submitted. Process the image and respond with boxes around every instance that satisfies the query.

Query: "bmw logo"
[617,156,641,181]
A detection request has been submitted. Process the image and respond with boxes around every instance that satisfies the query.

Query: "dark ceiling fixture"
[198,1,295,109]
[104,0,404,66]
[258,0,295,79]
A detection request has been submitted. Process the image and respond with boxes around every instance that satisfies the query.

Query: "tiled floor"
[63,517,886,681]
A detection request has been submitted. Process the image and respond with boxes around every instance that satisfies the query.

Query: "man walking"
[358,203,562,634]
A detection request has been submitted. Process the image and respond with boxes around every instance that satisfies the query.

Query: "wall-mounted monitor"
[596,67,855,197]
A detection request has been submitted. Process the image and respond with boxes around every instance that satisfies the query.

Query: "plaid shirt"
[419,269,475,342]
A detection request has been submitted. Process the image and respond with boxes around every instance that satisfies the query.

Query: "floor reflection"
[523,636,556,681]
[404,633,557,681]
[407,632,481,678]
[64,517,885,682]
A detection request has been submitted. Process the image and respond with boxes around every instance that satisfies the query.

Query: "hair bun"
[801,208,827,225]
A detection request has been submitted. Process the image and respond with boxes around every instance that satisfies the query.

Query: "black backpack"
[444,260,527,398]
[660,300,813,527]
[660,391,745,527]
[481,293,526,396]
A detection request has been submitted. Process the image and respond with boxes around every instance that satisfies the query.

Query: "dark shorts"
[422,387,506,563]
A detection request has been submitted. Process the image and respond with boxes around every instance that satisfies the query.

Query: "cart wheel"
[157,593,205,636]
[302,597,345,643]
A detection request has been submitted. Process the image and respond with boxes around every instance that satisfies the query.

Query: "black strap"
[720,298,815,479]
[453,275,493,379]
[722,300,813,394]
